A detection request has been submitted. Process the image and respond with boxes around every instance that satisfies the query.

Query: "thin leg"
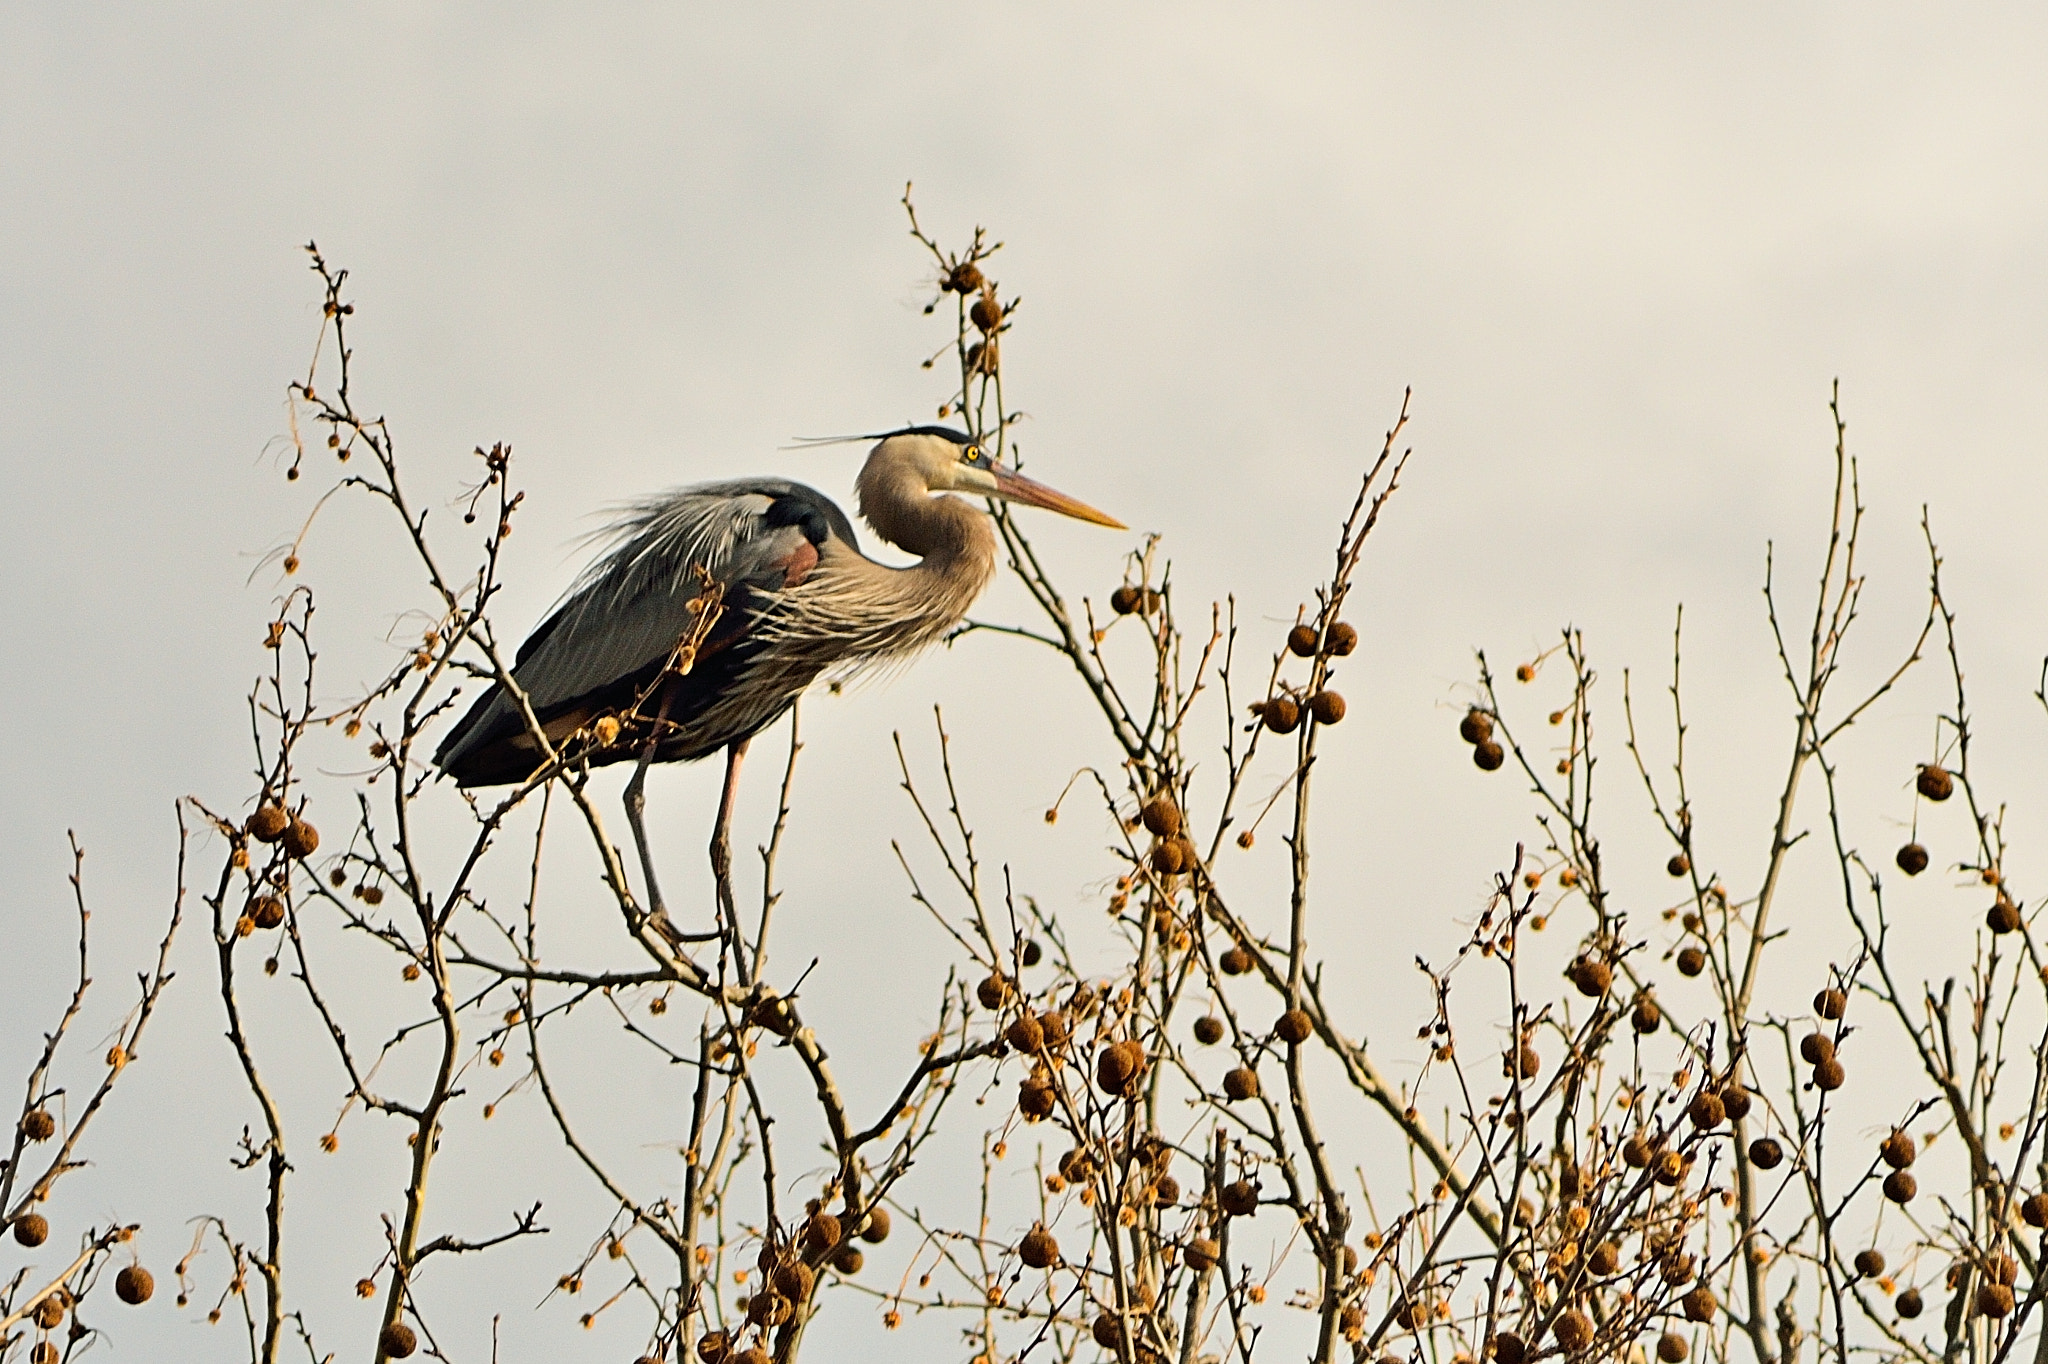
[625,684,679,944]
[709,738,749,971]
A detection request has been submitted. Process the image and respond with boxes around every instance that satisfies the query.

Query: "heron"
[433,426,1123,919]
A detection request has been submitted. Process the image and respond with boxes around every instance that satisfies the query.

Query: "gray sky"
[5,5,2047,1360]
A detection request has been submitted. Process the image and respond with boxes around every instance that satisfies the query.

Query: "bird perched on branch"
[433,427,1121,902]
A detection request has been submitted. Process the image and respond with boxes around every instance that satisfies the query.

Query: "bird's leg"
[709,738,749,973]
[625,683,682,946]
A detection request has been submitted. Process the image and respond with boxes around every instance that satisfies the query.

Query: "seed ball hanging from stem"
[249,896,285,930]
[831,1244,864,1274]
[281,817,319,859]
[1682,1287,1717,1323]
[1667,853,1690,878]
[1141,796,1182,838]
[1988,897,2021,934]
[1327,622,1357,655]
[1853,1249,1886,1278]
[1812,1057,1846,1090]
[1631,997,1662,1034]
[1588,1242,1621,1275]
[1896,842,1929,875]
[1493,1332,1528,1364]
[1720,1084,1752,1120]
[947,262,984,294]
[1917,764,1954,801]
[1815,988,1846,1020]
[859,1207,892,1244]
[1978,1284,2016,1318]
[1260,697,1300,735]
[1657,1334,1689,1363]
[1109,585,1143,615]
[379,1323,417,1359]
[1473,739,1505,771]
[1879,1129,1916,1169]
[1895,1288,1924,1319]
[1799,1033,1835,1065]
[1287,625,1319,658]
[1676,947,1707,977]
[114,1265,154,1305]
[1275,1009,1312,1045]
[1194,1015,1225,1045]
[1218,946,1254,976]
[2022,1193,2048,1228]
[1223,1066,1260,1101]
[1219,1179,1259,1217]
[246,804,289,843]
[1018,1225,1059,1270]
[1554,1308,1593,1352]
[970,290,1003,333]
[1308,691,1346,725]
[13,1214,48,1247]
[1687,1091,1726,1130]
[1748,1137,1784,1169]
[1882,1169,1917,1203]
[20,1109,55,1142]
[1459,709,1493,745]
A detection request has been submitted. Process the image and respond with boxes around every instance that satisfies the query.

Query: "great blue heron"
[433,427,1122,912]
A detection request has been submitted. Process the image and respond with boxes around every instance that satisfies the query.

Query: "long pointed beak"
[989,467,1126,530]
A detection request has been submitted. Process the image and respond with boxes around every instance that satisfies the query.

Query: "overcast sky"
[5,5,2047,1360]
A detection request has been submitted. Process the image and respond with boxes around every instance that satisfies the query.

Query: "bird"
[433,426,1122,896]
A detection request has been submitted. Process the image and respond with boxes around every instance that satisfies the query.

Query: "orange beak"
[989,467,1126,530]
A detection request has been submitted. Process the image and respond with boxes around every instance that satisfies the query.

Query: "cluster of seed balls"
[1246,622,1355,735]
[1459,708,1505,771]
[7,1111,154,1355]
[1892,765,2024,935]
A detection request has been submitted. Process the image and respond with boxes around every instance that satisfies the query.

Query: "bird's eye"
[961,444,992,469]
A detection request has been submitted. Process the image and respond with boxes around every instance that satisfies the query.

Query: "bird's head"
[868,427,1125,530]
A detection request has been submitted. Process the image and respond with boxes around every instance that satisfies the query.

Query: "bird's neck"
[857,465,992,565]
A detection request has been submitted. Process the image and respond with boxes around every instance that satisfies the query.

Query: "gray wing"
[434,478,852,777]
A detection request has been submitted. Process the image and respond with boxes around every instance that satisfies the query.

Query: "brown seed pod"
[13,1213,49,1247]
[1287,625,1319,658]
[1493,1332,1528,1364]
[802,1212,842,1253]
[1141,796,1182,838]
[1748,1137,1784,1169]
[2022,1193,2048,1229]
[1883,1169,1918,1203]
[1993,1252,2019,1286]
[830,1244,863,1274]
[1504,1044,1541,1080]
[249,896,286,930]
[1687,1091,1726,1130]
[1896,842,1929,876]
[970,291,1003,333]
[1095,1040,1146,1098]
[1308,691,1346,725]
[1261,697,1300,734]
[1018,1225,1059,1269]
[1896,1288,1924,1319]
[1275,1009,1313,1045]
[859,1206,891,1244]
[1681,1286,1717,1323]
[1667,853,1690,878]
[1339,1304,1366,1341]
[1568,956,1612,997]
[19,1108,55,1142]
[1632,997,1663,1034]
[1222,1066,1260,1102]
[1092,1313,1123,1349]
[1194,1015,1225,1045]
[752,1292,794,1326]
[1657,1333,1689,1363]
[1812,1057,1846,1090]
[1879,1129,1916,1169]
[1677,946,1707,977]
[1020,938,1042,967]
[1917,764,1954,802]
[32,1294,64,1329]
[1978,1283,2016,1318]
[1154,1174,1181,1205]
[1720,1084,1752,1120]
[114,1264,153,1305]
[976,974,1011,1009]
[1654,1150,1688,1187]
[1327,622,1358,656]
[1587,1241,1621,1276]
[1057,1147,1096,1184]
[1853,1249,1886,1278]
[731,1351,770,1364]
[1219,1178,1259,1217]
[1458,709,1493,745]
[698,1330,733,1364]
[380,1323,418,1359]
[246,804,289,843]
[1109,585,1143,615]
[30,1345,56,1364]
[1219,946,1254,976]
[1988,898,2021,934]
[1473,739,1505,771]
[1623,1135,1654,1169]
[1814,987,1847,1020]
[772,1262,815,1301]
[280,817,319,859]
[1038,1010,1071,1050]
[747,995,796,1037]
[1005,1013,1045,1054]
[1798,1032,1835,1065]
[947,262,984,295]
[1554,1308,1594,1352]
[1150,839,1187,875]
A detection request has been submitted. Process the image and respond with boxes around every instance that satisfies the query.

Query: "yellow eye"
[963,445,981,461]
